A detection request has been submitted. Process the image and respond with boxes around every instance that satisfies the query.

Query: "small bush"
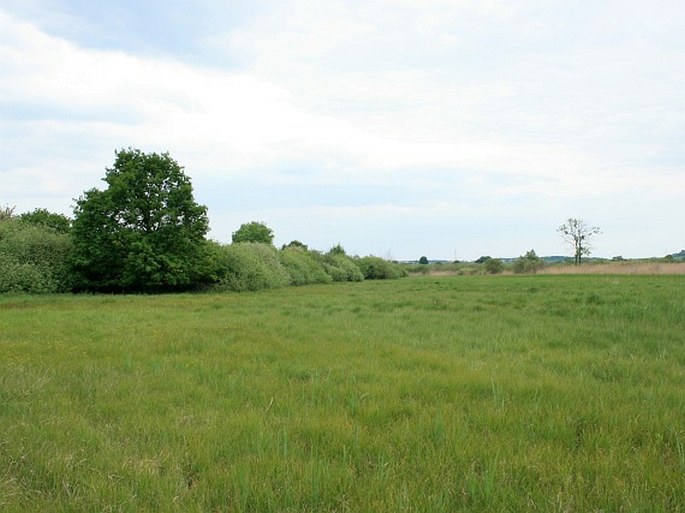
[215,242,290,292]
[356,256,406,280]
[279,247,332,286]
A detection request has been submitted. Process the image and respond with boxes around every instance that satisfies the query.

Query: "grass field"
[1,275,684,512]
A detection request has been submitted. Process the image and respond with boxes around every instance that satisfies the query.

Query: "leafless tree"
[0,204,16,221]
[557,218,601,265]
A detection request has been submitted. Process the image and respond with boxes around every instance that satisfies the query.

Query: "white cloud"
[2,2,684,258]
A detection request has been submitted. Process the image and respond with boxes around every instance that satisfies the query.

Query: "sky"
[1,0,683,261]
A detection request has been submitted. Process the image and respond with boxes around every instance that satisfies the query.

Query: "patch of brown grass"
[540,261,685,275]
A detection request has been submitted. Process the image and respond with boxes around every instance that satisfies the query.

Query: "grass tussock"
[1,275,684,512]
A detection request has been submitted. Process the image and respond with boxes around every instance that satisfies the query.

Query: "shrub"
[215,242,290,292]
[512,249,545,274]
[279,247,332,286]
[0,219,72,293]
[484,258,504,274]
[356,256,406,280]
[318,253,364,282]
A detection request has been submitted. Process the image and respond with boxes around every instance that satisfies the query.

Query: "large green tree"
[71,149,210,292]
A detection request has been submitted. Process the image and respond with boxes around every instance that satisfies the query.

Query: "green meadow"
[1,275,684,512]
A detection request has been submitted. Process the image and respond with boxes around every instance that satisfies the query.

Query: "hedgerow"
[0,220,72,293]
[215,242,291,292]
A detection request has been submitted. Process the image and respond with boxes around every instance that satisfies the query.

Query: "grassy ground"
[1,275,684,512]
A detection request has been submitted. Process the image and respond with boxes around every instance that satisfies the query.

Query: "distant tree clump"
[418,256,429,265]
[356,256,406,280]
[232,222,274,245]
[475,256,491,264]
[512,250,544,274]
[484,258,504,274]
[70,148,210,292]
[557,218,601,266]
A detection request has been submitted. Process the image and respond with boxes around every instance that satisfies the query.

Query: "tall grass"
[1,275,684,511]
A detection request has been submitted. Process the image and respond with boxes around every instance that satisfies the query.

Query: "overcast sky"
[2,1,683,260]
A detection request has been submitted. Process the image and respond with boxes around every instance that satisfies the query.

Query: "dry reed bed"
[540,261,685,275]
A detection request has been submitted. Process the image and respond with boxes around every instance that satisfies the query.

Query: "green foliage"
[318,252,364,282]
[18,208,71,233]
[418,256,429,265]
[70,149,209,292]
[512,249,545,274]
[475,255,492,264]
[282,240,308,251]
[483,257,504,274]
[216,242,290,292]
[279,247,332,286]
[328,243,347,256]
[356,256,406,280]
[232,221,274,245]
[0,219,72,293]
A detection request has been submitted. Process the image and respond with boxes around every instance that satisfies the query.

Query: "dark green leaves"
[71,149,210,292]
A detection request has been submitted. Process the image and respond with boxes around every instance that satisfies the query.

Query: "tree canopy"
[232,221,274,245]
[70,149,210,292]
[18,208,71,233]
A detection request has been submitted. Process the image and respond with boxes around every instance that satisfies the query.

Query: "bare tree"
[0,204,16,221]
[557,218,601,265]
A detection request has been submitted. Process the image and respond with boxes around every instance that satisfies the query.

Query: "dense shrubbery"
[215,242,291,292]
[279,247,332,286]
[0,211,405,294]
[319,253,365,282]
[356,256,406,280]
[0,219,72,293]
